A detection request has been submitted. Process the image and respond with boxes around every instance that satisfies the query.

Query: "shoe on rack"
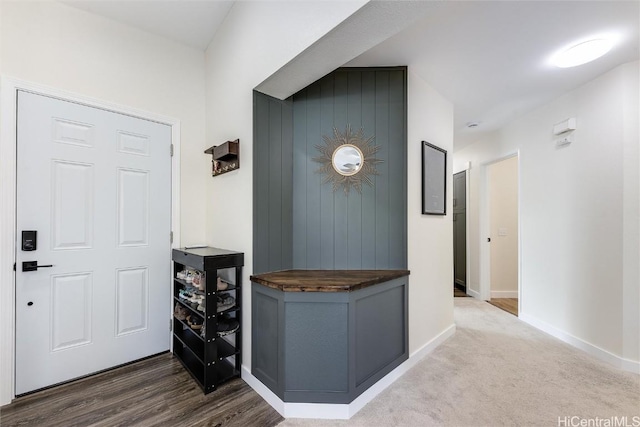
[174,303,188,321]
[216,292,236,312]
[217,277,228,291]
[187,315,203,330]
[217,314,239,336]
[178,289,191,302]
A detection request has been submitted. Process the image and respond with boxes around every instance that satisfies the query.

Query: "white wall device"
[553,117,576,135]
[556,134,573,146]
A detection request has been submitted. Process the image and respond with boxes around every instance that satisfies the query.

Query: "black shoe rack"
[172,247,244,394]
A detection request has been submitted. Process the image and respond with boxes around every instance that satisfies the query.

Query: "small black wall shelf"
[205,139,240,176]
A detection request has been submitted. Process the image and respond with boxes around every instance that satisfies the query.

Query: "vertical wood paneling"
[347,72,363,269]
[254,93,271,274]
[333,71,349,269]
[281,100,294,269]
[319,76,335,269]
[253,92,293,274]
[360,71,377,269]
[374,71,390,269]
[388,71,407,269]
[305,84,322,268]
[268,100,283,270]
[257,68,407,273]
[292,92,307,268]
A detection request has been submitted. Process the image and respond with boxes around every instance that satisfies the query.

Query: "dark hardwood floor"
[488,298,518,316]
[0,353,283,427]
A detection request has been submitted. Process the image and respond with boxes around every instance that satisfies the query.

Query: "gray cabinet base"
[252,276,408,404]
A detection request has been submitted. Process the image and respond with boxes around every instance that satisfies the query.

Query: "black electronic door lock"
[22,230,37,251]
[22,261,53,272]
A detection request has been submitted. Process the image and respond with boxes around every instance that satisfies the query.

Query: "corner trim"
[520,312,640,374]
[242,323,456,419]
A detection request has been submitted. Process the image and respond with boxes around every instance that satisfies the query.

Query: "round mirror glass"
[332,144,364,176]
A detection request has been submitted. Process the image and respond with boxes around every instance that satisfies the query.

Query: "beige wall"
[406,71,455,353]
[488,156,518,296]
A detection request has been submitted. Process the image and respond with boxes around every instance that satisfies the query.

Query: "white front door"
[15,91,172,395]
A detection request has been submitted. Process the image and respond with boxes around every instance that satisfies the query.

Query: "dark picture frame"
[422,141,447,215]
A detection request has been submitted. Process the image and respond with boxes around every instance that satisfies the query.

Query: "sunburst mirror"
[314,125,382,194]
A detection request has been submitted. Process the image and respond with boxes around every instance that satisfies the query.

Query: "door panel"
[115,267,148,336]
[15,91,171,395]
[117,168,149,247]
[51,160,94,250]
[453,171,466,210]
[454,212,467,285]
[50,272,93,351]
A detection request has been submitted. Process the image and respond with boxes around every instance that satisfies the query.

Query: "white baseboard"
[520,312,640,374]
[621,358,640,375]
[241,368,285,416]
[490,290,518,298]
[242,323,456,420]
[408,323,456,360]
[467,288,481,299]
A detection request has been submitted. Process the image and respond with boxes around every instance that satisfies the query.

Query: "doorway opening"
[485,155,519,316]
[453,170,468,297]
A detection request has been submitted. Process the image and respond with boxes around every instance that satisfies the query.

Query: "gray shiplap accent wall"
[292,68,407,270]
[253,92,293,274]
[254,67,407,273]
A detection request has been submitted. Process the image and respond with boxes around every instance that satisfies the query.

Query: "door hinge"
[170,144,174,157]
[13,263,16,271]
[170,318,173,331]
[170,231,173,244]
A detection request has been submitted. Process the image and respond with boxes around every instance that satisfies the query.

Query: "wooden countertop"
[250,269,410,292]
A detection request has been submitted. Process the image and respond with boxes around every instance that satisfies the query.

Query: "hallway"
[280,298,640,426]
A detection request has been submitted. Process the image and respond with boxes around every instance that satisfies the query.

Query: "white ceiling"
[61,0,234,50]
[61,1,639,149]
[347,1,640,149]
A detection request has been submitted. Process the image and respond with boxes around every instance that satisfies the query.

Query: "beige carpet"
[278,298,640,427]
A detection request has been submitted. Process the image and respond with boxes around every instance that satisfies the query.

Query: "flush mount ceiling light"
[551,37,614,68]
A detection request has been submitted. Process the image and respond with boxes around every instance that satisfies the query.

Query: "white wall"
[0,0,208,246]
[0,0,208,405]
[204,0,368,371]
[453,61,640,367]
[620,61,640,367]
[488,156,518,295]
[407,71,455,354]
